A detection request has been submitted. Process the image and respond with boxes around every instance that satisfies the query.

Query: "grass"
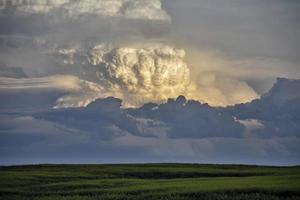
[0,164,299,200]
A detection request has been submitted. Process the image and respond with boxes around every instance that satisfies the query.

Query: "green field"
[0,164,299,200]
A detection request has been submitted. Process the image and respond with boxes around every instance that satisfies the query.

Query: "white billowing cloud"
[0,0,260,108]
[0,44,227,109]
[56,44,197,107]
[0,43,259,108]
[1,0,170,21]
[4,43,256,108]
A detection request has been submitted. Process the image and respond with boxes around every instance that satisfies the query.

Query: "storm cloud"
[0,0,299,165]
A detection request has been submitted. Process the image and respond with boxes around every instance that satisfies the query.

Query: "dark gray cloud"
[0,115,149,165]
[226,78,300,138]
[128,96,244,138]
[0,65,27,78]
[0,89,63,113]
[1,78,300,165]
[1,114,299,166]
[36,95,244,139]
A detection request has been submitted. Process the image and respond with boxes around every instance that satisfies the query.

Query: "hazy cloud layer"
[164,0,300,94]
[0,0,170,21]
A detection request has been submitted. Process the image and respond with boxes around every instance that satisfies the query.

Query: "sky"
[0,0,299,166]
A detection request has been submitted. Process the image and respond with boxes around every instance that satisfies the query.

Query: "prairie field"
[0,164,299,200]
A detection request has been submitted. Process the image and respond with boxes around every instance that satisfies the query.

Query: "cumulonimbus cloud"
[0,43,259,108]
[0,0,259,108]
[54,43,259,107]
[54,44,197,107]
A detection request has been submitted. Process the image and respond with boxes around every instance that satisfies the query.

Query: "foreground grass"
[0,164,299,200]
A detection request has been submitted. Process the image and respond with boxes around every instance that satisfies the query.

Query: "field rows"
[0,164,299,200]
